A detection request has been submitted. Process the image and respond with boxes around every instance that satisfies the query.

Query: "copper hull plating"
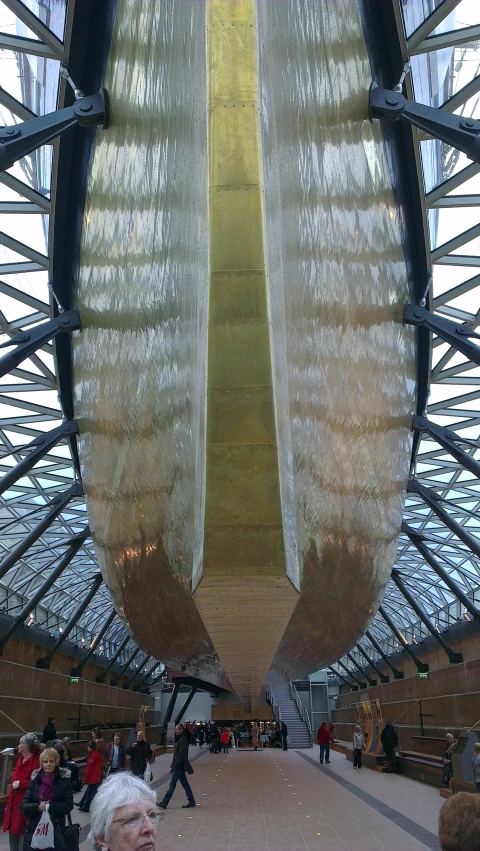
[73,0,416,702]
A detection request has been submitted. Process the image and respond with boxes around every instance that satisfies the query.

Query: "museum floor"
[0,745,445,851]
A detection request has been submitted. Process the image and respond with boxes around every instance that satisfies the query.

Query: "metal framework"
[339,0,480,685]
[0,0,479,693]
[0,0,159,686]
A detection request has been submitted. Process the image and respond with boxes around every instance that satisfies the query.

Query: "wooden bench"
[397,751,444,788]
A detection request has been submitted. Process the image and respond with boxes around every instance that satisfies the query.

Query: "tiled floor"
[1,746,443,851]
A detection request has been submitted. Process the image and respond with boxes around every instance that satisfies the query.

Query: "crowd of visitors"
[2,721,155,851]
[7,713,480,851]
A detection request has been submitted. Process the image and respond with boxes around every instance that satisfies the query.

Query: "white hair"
[88,772,156,849]
[19,733,38,750]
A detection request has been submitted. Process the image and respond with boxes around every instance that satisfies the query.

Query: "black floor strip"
[296,751,441,851]
[78,748,208,842]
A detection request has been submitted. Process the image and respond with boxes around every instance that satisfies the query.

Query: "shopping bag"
[185,760,194,776]
[143,764,152,783]
[31,811,54,849]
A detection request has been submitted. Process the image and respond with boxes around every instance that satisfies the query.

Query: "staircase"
[271,684,313,748]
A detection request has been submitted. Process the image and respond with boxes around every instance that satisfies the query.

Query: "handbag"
[185,760,194,776]
[61,812,80,851]
[143,764,152,783]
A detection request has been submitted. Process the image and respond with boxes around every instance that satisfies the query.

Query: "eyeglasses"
[112,812,158,831]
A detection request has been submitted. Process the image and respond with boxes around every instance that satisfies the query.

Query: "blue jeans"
[320,743,330,763]
[81,783,99,811]
[161,768,195,806]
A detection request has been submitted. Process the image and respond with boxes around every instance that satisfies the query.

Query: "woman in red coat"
[3,733,40,851]
[79,740,103,813]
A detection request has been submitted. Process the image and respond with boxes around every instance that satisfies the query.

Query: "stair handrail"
[266,689,281,723]
[290,681,314,747]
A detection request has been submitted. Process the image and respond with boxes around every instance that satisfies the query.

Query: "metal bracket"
[412,415,480,479]
[0,90,108,173]
[404,303,480,365]
[0,309,80,378]
[369,85,480,164]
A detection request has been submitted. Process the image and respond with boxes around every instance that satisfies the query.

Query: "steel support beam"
[412,415,480,480]
[163,682,181,726]
[0,311,81,379]
[408,479,480,560]
[95,634,130,683]
[403,523,480,621]
[356,643,389,683]
[110,647,141,687]
[0,484,83,582]
[404,304,480,366]
[174,687,198,726]
[365,630,404,679]
[378,606,429,672]
[149,669,166,689]
[370,87,480,164]
[335,659,367,690]
[70,609,117,677]
[346,652,377,687]
[329,666,357,690]
[0,92,107,173]
[0,421,78,497]
[133,660,159,692]
[0,531,88,654]
[35,572,101,669]
[391,571,463,664]
[122,654,151,689]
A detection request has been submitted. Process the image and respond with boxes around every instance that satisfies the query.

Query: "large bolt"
[386,95,400,106]
[79,100,92,113]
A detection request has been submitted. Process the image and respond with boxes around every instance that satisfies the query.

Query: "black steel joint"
[404,303,480,366]
[0,91,107,173]
[369,85,480,164]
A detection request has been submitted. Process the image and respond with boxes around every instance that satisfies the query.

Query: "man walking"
[158,723,196,810]
[316,722,334,764]
[281,721,288,751]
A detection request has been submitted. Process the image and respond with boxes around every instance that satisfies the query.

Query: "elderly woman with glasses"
[88,773,158,851]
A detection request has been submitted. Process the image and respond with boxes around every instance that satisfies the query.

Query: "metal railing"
[266,689,281,723]
[290,681,314,747]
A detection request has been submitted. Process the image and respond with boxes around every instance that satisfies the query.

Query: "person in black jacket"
[42,717,57,745]
[20,748,73,851]
[380,723,399,773]
[158,724,195,810]
[126,731,152,778]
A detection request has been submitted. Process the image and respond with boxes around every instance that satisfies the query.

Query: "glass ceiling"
[0,0,479,687]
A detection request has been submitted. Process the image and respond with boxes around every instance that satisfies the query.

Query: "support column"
[0,421,78,497]
[378,606,429,672]
[0,484,83,581]
[133,660,159,692]
[408,480,480,560]
[163,681,181,727]
[122,654,151,689]
[111,647,141,687]
[96,633,130,683]
[355,644,389,683]
[71,608,117,677]
[336,659,367,690]
[0,531,88,654]
[346,652,376,687]
[391,571,463,664]
[365,630,403,679]
[174,687,198,726]
[329,666,358,691]
[404,524,480,621]
[36,574,102,668]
